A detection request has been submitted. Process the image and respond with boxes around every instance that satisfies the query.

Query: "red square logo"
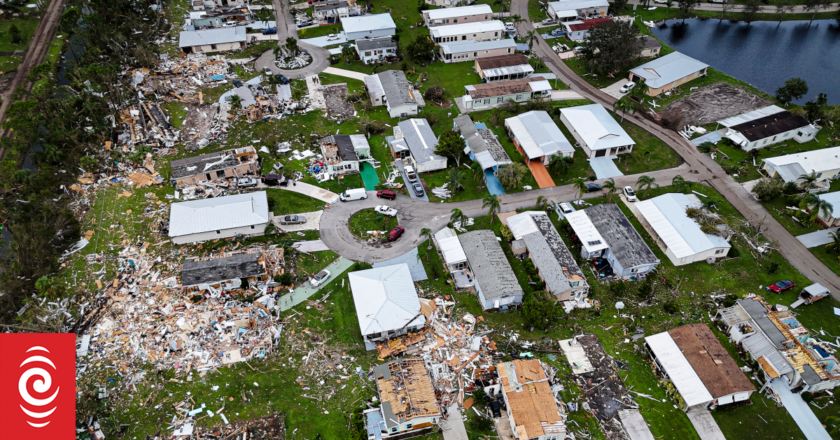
[0,333,76,439]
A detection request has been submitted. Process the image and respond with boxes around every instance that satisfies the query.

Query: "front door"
[595,149,606,157]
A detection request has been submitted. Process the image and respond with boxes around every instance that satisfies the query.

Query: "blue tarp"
[588,156,624,179]
[210,74,225,81]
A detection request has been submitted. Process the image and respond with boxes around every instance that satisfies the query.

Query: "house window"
[715,249,724,254]
[631,268,638,273]
[250,225,255,229]
[797,131,803,137]
[216,230,221,234]
[474,52,477,57]
[391,428,398,433]
[497,97,503,103]
[216,170,226,178]
[570,281,580,287]
[515,94,523,100]
[507,48,511,53]
[406,424,413,430]
[211,44,217,50]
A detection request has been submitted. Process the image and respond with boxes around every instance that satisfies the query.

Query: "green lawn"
[0,54,20,74]
[0,16,41,52]
[348,207,398,238]
[266,188,329,214]
[528,0,548,23]
[161,102,189,129]
[297,23,342,39]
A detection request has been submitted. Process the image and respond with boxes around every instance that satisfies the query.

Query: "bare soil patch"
[658,83,769,130]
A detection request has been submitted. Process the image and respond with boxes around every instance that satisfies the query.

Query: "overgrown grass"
[266,188,329,214]
[0,15,41,52]
[297,23,342,39]
[161,102,189,129]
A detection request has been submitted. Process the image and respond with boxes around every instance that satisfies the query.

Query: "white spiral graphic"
[18,346,59,428]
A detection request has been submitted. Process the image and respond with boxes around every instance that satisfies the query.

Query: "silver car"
[279,215,307,225]
[237,177,258,188]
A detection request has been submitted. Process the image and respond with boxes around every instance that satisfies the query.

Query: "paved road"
[254,0,331,79]
[511,0,840,297]
[0,0,68,158]
[320,165,691,263]
[623,0,840,14]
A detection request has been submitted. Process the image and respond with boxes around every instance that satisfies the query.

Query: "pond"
[651,18,840,104]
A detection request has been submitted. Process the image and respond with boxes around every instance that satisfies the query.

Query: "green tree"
[804,0,832,24]
[497,163,529,189]
[436,130,466,167]
[548,155,572,176]
[775,0,795,23]
[522,291,559,330]
[583,22,643,76]
[612,0,629,13]
[804,92,828,122]
[273,45,282,59]
[804,195,833,224]
[602,178,617,202]
[450,208,466,227]
[798,171,819,191]
[407,36,436,62]
[752,178,784,201]
[613,98,635,123]
[482,194,502,224]
[776,78,809,106]
[636,175,658,196]
[9,24,22,44]
[285,37,299,57]
[448,168,465,192]
[677,0,700,22]
[420,227,432,249]
[341,45,356,64]
[228,94,243,109]
[742,0,762,24]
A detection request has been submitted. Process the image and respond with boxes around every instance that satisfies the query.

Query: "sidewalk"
[278,256,355,311]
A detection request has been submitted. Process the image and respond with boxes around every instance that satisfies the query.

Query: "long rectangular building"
[439,39,517,63]
[459,230,524,310]
[430,20,505,43]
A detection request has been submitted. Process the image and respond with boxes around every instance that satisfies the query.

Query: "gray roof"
[322,134,360,161]
[398,119,446,165]
[182,253,264,286]
[454,115,512,170]
[376,70,422,107]
[582,204,659,270]
[738,298,787,350]
[520,213,586,295]
[801,364,822,385]
[741,332,794,377]
[179,26,247,48]
[458,230,524,300]
[640,35,662,50]
[439,38,517,54]
[635,193,731,259]
[629,52,709,89]
[356,36,396,51]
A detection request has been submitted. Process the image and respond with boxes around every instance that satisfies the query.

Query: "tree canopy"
[582,22,643,75]
[775,78,809,106]
[435,130,466,167]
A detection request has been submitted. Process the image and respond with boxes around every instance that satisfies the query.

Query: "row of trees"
[0,0,165,321]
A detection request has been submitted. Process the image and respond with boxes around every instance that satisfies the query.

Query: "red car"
[767,280,795,293]
[377,190,396,200]
[389,226,404,241]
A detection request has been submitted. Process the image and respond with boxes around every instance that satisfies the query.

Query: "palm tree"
[483,194,502,223]
[799,193,819,211]
[420,228,432,249]
[273,45,282,60]
[548,155,570,176]
[470,161,484,182]
[525,30,539,51]
[612,98,635,123]
[450,208,465,226]
[643,151,651,163]
[341,45,356,64]
[448,168,465,192]
[636,175,658,196]
[536,195,548,210]
[826,232,840,255]
[573,177,588,202]
[798,172,819,192]
[672,175,687,192]
[510,14,522,33]
[805,197,833,224]
[602,178,616,202]
[285,37,299,57]
[228,94,243,109]
[630,79,649,101]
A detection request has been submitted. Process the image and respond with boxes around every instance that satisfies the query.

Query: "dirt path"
[0,0,68,159]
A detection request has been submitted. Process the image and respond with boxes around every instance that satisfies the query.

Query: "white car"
[310,270,331,287]
[374,205,398,217]
[236,177,258,188]
[620,82,636,94]
[623,186,637,202]
[326,34,339,41]
[558,203,574,214]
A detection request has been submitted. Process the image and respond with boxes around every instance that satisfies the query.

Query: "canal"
[651,18,840,104]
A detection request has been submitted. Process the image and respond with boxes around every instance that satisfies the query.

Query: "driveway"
[394,161,429,201]
[551,89,585,101]
[493,409,515,440]
[300,32,347,47]
[272,210,323,232]
[685,408,726,440]
[323,66,369,81]
[272,181,339,203]
[601,78,630,100]
[439,404,469,440]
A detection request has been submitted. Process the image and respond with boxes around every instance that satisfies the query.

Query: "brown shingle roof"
[467,77,543,99]
[476,53,529,70]
[668,324,755,399]
[568,17,612,32]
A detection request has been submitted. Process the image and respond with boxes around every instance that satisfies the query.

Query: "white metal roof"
[435,228,468,265]
[763,146,840,182]
[506,212,540,240]
[564,210,608,253]
[635,193,730,259]
[505,110,574,159]
[629,52,708,89]
[645,332,714,408]
[548,0,609,13]
[560,103,635,151]
[431,20,505,38]
[169,192,269,238]
[818,191,840,218]
[349,264,425,336]
[427,4,492,20]
[341,13,396,34]
[179,26,247,48]
[718,105,786,128]
[439,38,516,54]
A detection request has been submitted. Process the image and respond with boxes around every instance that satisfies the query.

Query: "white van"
[339,188,368,202]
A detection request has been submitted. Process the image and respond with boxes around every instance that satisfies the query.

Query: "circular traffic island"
[348,208,398,240]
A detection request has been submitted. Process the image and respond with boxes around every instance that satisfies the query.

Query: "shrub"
[722,294,738,308]
[610,281,628,297]
[499,224,514,242]
[752,178,784,201]
[766,261,780,274]
[801,392,815,403]
[663,300,680,314]
[697,142,714,153]
[468,416,494,432]
[728,245,740,258]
